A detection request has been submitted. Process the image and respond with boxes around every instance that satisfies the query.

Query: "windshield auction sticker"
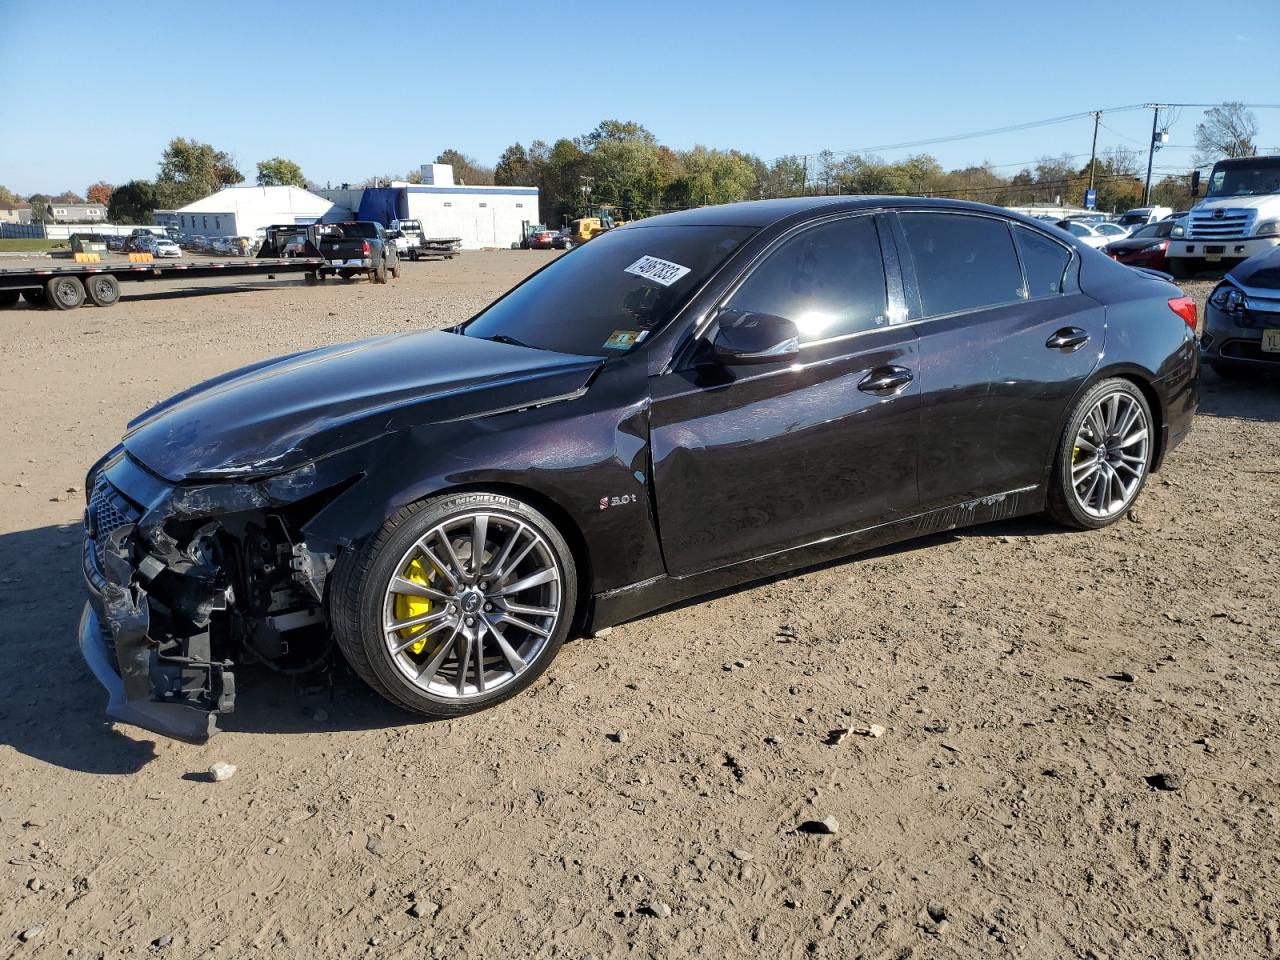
[624,255,691,287]
[603,330,641,350]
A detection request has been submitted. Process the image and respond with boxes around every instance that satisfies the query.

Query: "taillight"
[1168,295,1197,332]
[361,240,370,256]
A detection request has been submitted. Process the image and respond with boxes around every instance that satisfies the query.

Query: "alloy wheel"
[380,511,563,701]
[1070,391,1150,520]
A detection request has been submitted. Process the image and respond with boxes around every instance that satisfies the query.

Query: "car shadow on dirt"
[1197,367,1280,422]
[0,522,417,776]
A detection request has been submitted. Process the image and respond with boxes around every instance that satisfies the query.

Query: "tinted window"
[726,216,888,342]
[464,225,753,356]
[1013,225,1072,297]
[901,213,1025,316]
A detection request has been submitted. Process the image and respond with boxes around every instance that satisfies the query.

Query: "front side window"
[1013,225,1072,297]
[900,213,1025,316]
[725,216,888,343]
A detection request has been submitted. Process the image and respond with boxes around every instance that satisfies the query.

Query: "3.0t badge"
[599,494,637,510]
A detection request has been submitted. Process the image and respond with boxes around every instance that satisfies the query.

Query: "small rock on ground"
[207,761,237,782]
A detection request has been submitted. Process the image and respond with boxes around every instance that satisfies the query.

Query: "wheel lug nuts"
[465,616,475,626]
[484,603,493,611]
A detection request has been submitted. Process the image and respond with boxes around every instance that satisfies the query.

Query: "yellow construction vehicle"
[566,206,629,246]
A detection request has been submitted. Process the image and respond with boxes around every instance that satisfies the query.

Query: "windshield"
[1132,222,1172,239]
[462,224,754,356]
[1118,212,1150,226]
[1205,159,1280,199]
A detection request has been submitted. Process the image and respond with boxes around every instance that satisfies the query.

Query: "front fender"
[299,357,665,596]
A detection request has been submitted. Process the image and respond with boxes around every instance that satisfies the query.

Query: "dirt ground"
[0,255,1277,960]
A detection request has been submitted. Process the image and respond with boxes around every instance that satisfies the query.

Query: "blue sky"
[1,0,1275,195]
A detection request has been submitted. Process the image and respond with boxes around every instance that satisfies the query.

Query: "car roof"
[627,195,1047,230]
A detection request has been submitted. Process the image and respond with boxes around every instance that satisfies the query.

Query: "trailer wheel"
[84,274,120,308]
[409,249,419,262]
[46,276,86,310]
[21,288,47,307]
[0,291,18,309]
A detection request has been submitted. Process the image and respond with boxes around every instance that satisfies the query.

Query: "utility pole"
[800,156,808,197]
[1087,111,1101,192]
[1142,103,1167,206]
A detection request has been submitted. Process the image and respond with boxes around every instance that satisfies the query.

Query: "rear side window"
[1013,225,1072,297]
[900,213,1025,316]
[726,215,888,343]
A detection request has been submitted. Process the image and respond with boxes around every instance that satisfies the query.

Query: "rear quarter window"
[900,212,1025,316]
[1013,225,1072,298]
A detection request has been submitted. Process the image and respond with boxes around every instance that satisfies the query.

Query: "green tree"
[107,180,158,224]
[436,149,494,185]
[0,185,22,207]
[155,137,244,208]
[494,143,535,186]
[27,194,49,223]
[255,157,307,187]
[52,190,85,204]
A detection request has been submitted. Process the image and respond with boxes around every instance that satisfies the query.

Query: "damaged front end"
[80,449,350,742]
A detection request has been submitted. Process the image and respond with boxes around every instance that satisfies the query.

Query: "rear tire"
[21,288,46,307]
[84,274,120,307]
[46,276,85,310]
[390,256,401,280]
[1169,258,1199,280]
[330,491,578,719]
[1044,378,1154,530]
[373,257,388,284]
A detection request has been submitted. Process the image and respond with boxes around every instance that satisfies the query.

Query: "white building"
[174,186,351,238]
[317,164,539,250]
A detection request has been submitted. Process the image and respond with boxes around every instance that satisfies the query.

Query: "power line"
[790,104,1149,162]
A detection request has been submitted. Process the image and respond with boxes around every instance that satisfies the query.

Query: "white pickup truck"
[1167,155,1280,278]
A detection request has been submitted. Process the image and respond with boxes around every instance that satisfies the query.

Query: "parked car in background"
[1118,207,1173,231]
[527,230,558,250]
[1092,222,1131,242]
[227,236,256,256]
[154,238,182,259]
[77,196,1200,742]
[106,235,127,252]
[552,231,572,250]
[1054,219,1112,249]
[209,237,232,256]
[126,235,157,254]
[1200,245,1280,379]
[316,221,400,283]
[1104,220,1177,271]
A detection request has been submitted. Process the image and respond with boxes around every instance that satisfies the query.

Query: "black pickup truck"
[316,221,400,283]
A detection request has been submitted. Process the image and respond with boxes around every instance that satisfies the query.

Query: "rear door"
[891,211,1104,509]
[649,212,921,577]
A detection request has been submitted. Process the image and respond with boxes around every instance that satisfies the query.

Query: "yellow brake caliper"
[395,557,434,655]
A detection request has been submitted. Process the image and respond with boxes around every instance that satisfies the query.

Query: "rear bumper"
[326,258,373,269]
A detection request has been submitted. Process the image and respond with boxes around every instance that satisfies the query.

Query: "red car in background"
[1104,220,1178,272]
[528,230,558,250]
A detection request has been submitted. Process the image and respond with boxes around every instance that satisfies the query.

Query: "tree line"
[1,103,1262,225]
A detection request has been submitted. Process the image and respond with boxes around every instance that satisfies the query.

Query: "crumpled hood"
[122,331,601,482]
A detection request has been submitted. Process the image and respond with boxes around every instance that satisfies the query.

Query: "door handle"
[1045,327,1090,351]
[857,365,914,396]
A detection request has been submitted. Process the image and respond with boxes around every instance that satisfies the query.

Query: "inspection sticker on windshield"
[625,255,691,287]
[603,330,641,350]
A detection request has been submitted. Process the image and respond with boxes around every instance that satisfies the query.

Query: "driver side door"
[648,213,921,579]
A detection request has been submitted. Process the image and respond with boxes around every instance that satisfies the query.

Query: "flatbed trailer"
[0,255,326,310]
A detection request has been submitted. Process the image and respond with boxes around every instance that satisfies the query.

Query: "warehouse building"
[173,185,351,239]
[317,164,539,250]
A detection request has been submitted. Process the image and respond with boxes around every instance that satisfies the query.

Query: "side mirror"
[1190,170,1201,197]
[712,310,800,365]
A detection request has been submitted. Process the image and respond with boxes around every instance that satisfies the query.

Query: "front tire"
[330,491,578,719]
[84,273,120,307]
[1045,378,1154,530]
